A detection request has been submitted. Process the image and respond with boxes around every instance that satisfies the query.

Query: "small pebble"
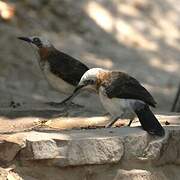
[165,121,170,125]
[12,105,16,108]
[9,101,21,108]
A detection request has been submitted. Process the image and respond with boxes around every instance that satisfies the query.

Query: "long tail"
[135,105,165,136]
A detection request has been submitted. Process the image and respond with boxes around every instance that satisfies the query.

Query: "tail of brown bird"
[135,105,165,136]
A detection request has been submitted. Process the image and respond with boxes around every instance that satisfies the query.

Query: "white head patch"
[79,68,108,85]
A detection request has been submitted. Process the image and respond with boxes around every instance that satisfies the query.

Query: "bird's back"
[102,71,156,107]
[46,49,89,86]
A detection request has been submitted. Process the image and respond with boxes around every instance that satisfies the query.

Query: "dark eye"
[86,79,95,85]
[33,37,40,43]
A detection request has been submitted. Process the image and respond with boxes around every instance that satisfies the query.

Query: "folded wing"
[48,50,89,86]
[104,71,156,107]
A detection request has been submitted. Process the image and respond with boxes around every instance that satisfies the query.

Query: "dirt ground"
[0,0,179,113]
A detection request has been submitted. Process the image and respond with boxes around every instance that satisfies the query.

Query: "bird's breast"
[99,86,138,118]
[41,63,75,94]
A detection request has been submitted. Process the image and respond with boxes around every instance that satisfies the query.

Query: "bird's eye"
[86,79,95,85]
[33,38,40,43]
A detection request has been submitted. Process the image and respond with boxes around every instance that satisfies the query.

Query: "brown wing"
[104,71,156,107]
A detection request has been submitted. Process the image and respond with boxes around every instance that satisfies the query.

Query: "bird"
[18,36,89,106]
[62,68,165,136]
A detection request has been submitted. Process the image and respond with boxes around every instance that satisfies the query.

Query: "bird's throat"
[39,47,50,60]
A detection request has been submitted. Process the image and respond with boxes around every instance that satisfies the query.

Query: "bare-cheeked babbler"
[63,68,165,136]
[18,36,89,106]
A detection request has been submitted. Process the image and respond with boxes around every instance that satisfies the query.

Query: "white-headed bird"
[63,68,165,136]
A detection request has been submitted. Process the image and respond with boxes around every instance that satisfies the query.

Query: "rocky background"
[0,0,180,112]
[0,1,180,179]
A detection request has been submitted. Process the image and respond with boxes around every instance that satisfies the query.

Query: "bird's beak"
[74,84,86,94]
[18,37,32,43]
[60,84,86,104]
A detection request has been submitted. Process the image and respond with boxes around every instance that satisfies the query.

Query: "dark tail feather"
[135,105,165,136]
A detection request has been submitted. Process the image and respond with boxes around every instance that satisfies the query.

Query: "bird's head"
[61,68,109,104]
[18,36,52,48]
[77,68,104,91]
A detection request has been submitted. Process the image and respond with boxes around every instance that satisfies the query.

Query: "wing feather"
[47,50,89,86]
[104,72,156,107]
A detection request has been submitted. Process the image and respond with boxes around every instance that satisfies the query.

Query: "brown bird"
[63,68,165,136]
[18,36,89,106]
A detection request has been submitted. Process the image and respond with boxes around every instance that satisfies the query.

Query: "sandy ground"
[0,0,179,114]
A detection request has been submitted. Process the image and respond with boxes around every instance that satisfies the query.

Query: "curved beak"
[74,84,86,94]
[18,37,32,43]
[60,84,86,104]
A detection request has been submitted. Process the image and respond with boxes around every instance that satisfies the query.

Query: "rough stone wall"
[0,0,179,112]
[0,1,180,179]
[0,124,180,180]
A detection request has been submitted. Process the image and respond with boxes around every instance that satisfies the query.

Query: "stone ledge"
[0,125,179,167]
[0,108,180,179]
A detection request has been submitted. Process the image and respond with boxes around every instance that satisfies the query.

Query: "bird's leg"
[47,90,84,108]
[127,113,136,126]
[127,119,133,127]
[105,116,121,128]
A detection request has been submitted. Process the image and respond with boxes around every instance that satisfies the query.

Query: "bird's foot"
[105,120,117,128]
[46,101,64,107]
[102,112,110,116]
[105,123,113,128]
[46,101,83,108]
[105,116,121,128]
[52,111,69,118]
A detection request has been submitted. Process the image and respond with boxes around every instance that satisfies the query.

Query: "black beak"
[60,84,85,104]
[18,37,32,43]
[73,84,86,94]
